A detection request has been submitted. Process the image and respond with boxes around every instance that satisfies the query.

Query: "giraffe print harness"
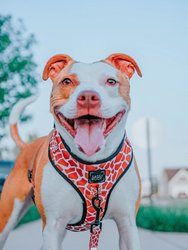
[48,129,133,249]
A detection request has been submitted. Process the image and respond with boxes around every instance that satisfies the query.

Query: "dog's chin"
[54,110,126,156]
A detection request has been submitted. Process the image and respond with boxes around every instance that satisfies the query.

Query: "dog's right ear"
[42,54,73,81]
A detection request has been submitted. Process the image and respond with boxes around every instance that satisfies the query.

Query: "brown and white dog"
[0,53,142,250]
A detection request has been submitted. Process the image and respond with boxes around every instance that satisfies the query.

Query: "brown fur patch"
[34,133,53,229]
[50,71,79,121]
[134,158,142,216]
[0,136,47,232]
[10,124,26,149]
[117,72,131,107]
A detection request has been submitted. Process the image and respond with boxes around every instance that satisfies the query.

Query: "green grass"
[136,205,188,232]
[17,205,188,232]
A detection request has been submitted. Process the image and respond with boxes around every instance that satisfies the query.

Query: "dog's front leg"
[115,215,141,250]
[41,219,67,250]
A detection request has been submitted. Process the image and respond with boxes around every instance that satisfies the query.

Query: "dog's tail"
[9,96,37,150]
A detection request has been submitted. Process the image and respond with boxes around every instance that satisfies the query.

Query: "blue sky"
[1,0,188,179]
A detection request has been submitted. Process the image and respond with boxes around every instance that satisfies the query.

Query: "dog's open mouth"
[55,110,125,156]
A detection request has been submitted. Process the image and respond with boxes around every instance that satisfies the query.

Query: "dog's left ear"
[105,53,142,79]
[42,54,73,81]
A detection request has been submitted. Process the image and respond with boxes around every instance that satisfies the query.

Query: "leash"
[89,187,103,250]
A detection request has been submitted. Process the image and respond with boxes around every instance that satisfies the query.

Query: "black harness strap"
[28,170,36,204]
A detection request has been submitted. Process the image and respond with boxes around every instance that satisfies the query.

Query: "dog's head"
[43,53,142,161]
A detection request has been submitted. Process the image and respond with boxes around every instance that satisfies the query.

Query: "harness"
[29,129,133,250]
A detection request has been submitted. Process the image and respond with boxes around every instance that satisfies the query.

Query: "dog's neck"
[54,115,128,163]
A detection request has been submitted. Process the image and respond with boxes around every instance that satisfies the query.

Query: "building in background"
[159,168,188,198]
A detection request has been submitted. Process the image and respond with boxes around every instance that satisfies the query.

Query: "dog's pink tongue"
[75,119,104,156]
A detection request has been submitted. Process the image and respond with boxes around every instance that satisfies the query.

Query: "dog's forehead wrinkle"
[70,62,118,83]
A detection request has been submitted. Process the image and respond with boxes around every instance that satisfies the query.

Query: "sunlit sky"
[1,0,188,179]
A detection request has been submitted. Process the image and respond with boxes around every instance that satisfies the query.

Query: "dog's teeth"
[74,121,78,129]
[102,120,106,131]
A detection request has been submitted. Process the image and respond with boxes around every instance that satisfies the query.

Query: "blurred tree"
[0,15,38,157]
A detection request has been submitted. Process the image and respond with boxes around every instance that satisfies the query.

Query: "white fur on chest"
[41,162,83,225]
[40,160,139,226]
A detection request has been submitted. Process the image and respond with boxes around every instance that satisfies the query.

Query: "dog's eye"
[106,78,118,86]
[61,78,73,85]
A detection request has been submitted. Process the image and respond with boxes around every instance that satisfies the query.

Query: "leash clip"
[90,220,102,233]
[90,187,103,233]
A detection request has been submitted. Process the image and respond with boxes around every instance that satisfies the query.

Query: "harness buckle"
[28,170,33,183]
